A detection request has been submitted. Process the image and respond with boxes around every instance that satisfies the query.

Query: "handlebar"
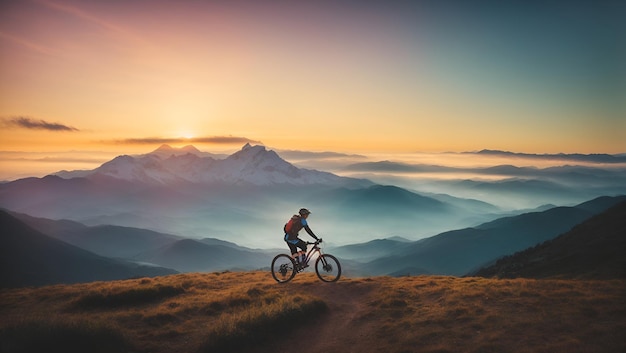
[307,238,323,245]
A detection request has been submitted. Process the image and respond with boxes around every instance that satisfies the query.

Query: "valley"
[2,144,626,288]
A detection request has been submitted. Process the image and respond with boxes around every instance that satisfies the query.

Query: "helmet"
[299,208,311,216]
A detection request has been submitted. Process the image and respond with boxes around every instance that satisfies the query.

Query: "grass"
[201,294,327,352]
[0,272,327,353]
[0,272,624,353]
[365,276,626,353]
[72,283,186,309]
[0,319,130,353]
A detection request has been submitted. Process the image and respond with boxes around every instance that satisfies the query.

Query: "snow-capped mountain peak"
[144,144,219,159]
[232,143,268,158]
[53,144,371,187]
[228,144,280,163]
[92,154,183,184]
[154,144,201,155]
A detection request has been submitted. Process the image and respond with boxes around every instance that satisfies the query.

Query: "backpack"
[284,215,301,235]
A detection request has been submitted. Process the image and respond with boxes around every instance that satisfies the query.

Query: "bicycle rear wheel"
[271,254,297,283]
[315,254,341,282]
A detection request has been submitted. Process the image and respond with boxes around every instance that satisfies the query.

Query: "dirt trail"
[266,275,384,353]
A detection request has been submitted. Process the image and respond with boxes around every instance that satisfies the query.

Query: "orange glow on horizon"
[1,0,624,181]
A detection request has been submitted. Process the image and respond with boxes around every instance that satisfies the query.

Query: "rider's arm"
[301,219,319,240]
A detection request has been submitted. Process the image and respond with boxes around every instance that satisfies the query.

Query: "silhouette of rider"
[284,208,320,268]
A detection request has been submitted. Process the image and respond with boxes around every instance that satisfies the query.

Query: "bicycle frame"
[300,241,322,266]
[271,238,341,282]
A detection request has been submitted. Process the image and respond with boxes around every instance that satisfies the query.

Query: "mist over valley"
[1,144,625,286]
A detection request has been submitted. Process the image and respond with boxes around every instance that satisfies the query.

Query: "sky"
[1,0,625,180]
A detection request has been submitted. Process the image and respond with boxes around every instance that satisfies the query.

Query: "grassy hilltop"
[1,271,625,353]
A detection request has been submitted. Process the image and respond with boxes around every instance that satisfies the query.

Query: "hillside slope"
[134,239,269,272]
[9,211,183,258]
[473,201,626,279]
[0,272,624,353]
[0,211,177,288]
[362,195,626,276]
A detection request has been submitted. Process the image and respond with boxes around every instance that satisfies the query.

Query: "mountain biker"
[284,208,321,268]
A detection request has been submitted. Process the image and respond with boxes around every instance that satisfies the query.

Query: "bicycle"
[271,239,341,283]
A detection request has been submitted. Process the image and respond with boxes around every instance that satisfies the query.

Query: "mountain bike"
[271,239,341,283]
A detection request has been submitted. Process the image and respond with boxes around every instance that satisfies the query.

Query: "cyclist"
[284,208,320,268]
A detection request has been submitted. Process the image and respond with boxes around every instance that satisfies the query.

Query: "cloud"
[276,149,367,160]
[0,32,57,56]
[37,0,134,38]
[116,136,262,145]
[36,0,147,45]
[192,136,263,144]
[2,117,79,131]
[471,150,626,164]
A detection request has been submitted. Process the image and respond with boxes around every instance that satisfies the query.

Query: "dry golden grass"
[361,276,626,353]
[1,272,624,353]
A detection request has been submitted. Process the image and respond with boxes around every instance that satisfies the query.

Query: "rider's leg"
[297,240,308,266]
[287,241,299,264]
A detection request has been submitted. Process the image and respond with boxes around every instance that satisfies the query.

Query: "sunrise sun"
[180,131,195,139]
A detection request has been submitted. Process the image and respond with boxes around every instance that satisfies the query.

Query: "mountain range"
[2,143,625,287]
[337,195,626,276]
[7,210,277,274]
[0,144,504,247]
[340,156,626,210]
[472,149,626,164]
[0,210,176,288]
[472,200,626,279]
[9,211,183,259]
[55,143,369,187]
[3,194,624,287]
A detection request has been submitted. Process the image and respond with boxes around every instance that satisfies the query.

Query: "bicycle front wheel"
[271,254,297,283]
[315,254,341,282]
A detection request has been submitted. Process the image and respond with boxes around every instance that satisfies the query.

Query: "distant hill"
[307,184,473,240]
[5,195,624,279]
[329,238,410,262]
[6,211,88,235]
[472,201,626,279]
[8,211,273,271]
[361,195,626,276]
[0,210,177,288]
[134,238,270,272]
[9,211,183,259]
[474,149,626,164]
[51,224,182,259]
